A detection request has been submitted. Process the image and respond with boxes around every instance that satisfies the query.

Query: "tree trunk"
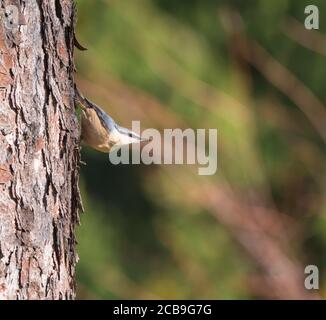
[0,0,82,299]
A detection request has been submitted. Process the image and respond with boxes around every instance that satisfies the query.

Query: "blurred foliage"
[75,0,326,299]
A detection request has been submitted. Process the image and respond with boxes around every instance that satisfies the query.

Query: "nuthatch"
[75,87,148,153]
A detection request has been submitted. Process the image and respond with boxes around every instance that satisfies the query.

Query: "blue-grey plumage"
[75,87,149,153]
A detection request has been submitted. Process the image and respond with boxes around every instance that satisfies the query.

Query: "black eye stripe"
[128,133,139,139]
[117,126,139,139]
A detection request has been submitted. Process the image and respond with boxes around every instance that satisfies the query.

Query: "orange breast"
[81,108,112,153]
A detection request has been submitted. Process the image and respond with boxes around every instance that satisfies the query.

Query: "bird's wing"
[93,105,116,132]
[75,86,116,133]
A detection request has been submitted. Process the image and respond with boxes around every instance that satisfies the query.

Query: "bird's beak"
[140,136,152,142]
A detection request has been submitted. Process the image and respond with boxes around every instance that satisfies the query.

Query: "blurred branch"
[219,7,326,144]
[247,42,326,143]
[164,168,319,299]
[282,17,326,56]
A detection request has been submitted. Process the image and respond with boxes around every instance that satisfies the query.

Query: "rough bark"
[0,0,82,299]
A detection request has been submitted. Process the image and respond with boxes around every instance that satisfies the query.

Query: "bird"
[74,86,149,153]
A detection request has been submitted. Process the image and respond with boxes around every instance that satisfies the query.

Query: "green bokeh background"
[74,0,326,299]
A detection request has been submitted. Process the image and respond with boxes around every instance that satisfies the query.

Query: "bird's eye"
[129,133,132,137]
